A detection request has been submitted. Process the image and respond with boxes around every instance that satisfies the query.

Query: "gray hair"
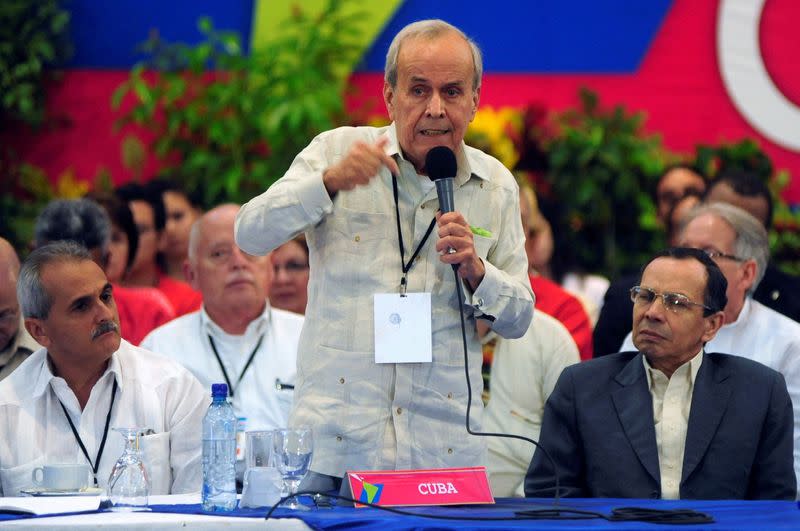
[384,19,483,92]
[187,203,241,263]
[34,198,111,254]
[18,241,92,319]
[680,202,770,295]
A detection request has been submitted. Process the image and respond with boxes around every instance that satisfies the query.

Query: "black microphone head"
[425,146,457,181]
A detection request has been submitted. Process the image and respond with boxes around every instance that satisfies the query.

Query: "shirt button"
[447,392,453,399]
[447,448,453,454]
[421,204,426,210]
[396,407,403,415]
[336,435,342,442]
[339,377,345,384]
[480,182,484,189]
[354,235,360,242]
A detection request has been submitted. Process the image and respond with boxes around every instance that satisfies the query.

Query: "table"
[2,495,799,530]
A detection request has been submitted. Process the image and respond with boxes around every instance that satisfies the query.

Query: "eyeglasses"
[703,250,745,262]
[630,286,712,313]
[273,261,309,275]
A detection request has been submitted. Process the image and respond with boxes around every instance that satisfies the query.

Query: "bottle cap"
[211,383,229,398]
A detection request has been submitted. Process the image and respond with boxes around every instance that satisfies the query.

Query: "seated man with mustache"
[0,241,208,495]
[142,204,303,449]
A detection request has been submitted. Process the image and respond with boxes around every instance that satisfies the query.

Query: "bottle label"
[235,418,247,461]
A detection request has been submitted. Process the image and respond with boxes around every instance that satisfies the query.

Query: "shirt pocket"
[0,457,44,496]
[140,431,171,495]
[472,233,496,260]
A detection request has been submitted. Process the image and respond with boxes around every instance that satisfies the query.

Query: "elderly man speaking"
[235,19,533,488]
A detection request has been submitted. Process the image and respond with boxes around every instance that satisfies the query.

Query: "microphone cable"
[450,266,571,517]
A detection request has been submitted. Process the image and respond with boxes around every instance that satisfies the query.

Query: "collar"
[384,123,490,186]
[722,296,752,329]
[643,348,704,386]
[200,301,271,339]
[31,347,123,399]
[0,316,39,366]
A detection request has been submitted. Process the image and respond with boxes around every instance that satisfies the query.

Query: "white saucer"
[20,486,103,497]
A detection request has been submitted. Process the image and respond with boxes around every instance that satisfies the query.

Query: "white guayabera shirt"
[0,341,209,496]
[235,123,534,477]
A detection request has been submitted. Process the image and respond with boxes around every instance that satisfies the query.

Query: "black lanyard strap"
[58,379,118,487]
[208,333,264,398]
[392,174,437,295]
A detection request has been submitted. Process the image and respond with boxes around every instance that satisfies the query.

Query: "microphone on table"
[426,146,457,215]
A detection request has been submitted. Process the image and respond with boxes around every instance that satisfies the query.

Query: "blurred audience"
[519,183,593,359]
[33,198,173,345]
[148,178,203,281]
[704,168,800,323]
[0,238,39,380]
[593,164,708,356]
[142,204,303,435]
[269,235,310,315]
[116,182,202,316]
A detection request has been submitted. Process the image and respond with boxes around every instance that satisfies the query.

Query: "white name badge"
[374,292,432,364]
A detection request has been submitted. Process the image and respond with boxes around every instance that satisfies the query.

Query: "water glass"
[272,427,313,511]
[107,428,151,512]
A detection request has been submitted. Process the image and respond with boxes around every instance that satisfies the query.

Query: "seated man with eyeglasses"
[525,246,795,500]
[619,202,800,495]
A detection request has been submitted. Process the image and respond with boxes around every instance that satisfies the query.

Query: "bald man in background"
[0,238,39,379]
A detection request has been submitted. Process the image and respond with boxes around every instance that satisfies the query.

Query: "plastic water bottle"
[202,383,237,511]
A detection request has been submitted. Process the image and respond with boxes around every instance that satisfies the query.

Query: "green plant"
[112,0,367,207]
[0,0,71,128]
[542,89,668,279]
[695,138,800,275]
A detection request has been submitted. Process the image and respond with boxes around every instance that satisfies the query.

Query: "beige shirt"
[0,317,39,381]
[643,350,703,499]
[235,124,534,477]
[484,312,579,497]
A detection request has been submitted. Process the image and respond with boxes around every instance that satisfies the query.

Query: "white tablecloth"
[0,494,309,530]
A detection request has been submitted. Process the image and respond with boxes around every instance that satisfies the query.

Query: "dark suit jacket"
[593,265,800,357]
[524,352,796,500]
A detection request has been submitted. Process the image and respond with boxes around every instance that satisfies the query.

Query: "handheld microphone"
[425,146,457,214]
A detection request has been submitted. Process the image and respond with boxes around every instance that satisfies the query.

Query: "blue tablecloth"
[144,497,800,530]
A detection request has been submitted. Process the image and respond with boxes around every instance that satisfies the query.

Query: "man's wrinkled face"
[632,257,718,371]
[384,31,479,173]
[187,208,270,314]
[678,213,753,315]
[26,259,120,365]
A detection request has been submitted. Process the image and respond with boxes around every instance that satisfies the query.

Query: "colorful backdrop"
[13,0,800,202]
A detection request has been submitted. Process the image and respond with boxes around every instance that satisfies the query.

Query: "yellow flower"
[55,169,91,199]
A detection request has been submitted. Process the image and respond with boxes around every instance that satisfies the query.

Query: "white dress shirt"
[142,303,303,432]
[235,124,534,477]
[483,312,579,497]
[644,350,702,499]
[0,341,207,496]
[621,297,800,493]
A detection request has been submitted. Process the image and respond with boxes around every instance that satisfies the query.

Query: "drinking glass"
[107,428,151,512]
[272,427,313,511]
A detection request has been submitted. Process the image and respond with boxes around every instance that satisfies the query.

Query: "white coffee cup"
[32,463,91,491]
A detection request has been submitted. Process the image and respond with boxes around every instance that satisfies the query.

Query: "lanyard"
[208,334,264,398]
[58,379,118,487]
[392,174,437,296]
